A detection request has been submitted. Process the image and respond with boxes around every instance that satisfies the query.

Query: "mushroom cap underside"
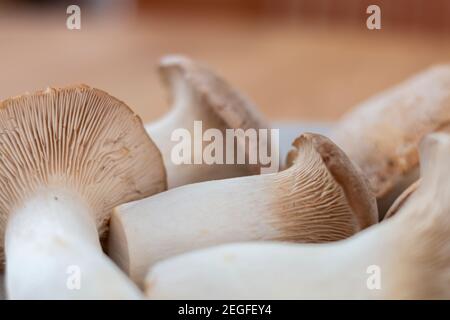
[0,85,167,264]
[286,133,378,230]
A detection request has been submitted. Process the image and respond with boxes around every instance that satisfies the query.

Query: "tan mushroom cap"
[159,54,272,173]
[0,85,167,264]
[160,55,269,132]
[285,133,378,235]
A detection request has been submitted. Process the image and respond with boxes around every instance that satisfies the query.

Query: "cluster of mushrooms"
[0,55,449,299]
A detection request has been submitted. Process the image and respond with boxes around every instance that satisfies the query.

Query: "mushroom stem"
[146,93,250,187]
[145,133,450,299]
[109,133,377,286]
[145,55,273,188]
[330,65,450,218]
[5,188,142,299]
[0,85,166,299]
[146,238,386,299]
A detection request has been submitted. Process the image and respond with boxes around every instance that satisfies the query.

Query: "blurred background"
[0,0,449,122]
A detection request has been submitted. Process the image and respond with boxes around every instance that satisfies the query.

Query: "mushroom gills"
[0,85,166,299]
[145,133,450,299]
[109,133,377,286]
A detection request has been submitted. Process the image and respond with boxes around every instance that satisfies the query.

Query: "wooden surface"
[1,11,450,124]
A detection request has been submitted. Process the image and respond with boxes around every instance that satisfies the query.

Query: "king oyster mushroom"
[0,85,166,299]
[144,133,450,299]
[108,133,378,286]
[146,55,277,188]
[330,64,450,218]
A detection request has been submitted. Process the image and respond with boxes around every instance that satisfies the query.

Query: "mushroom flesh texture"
[330,65,450,218]
[146,55,277,188]
[109,133,378,286]
[0,86,166,299]
[145,133,450,299]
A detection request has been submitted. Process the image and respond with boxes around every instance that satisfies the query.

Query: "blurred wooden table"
[1,11,450,122]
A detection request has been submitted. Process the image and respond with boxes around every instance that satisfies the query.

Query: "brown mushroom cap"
[160,55,269,132]
[286,133,378,235]
[0,85,166,264]
[159,55,272,173]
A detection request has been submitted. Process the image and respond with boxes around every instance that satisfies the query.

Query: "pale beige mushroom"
[146,55,276,188]
[330,65,450,218]
[108,133,378,286]
[144,133,450,299]
[0,85,166,299]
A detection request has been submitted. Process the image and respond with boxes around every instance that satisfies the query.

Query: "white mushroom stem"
[0,86,166,299]
[146,240,386,300]
[109,133,377,286]
[145,133,450,299]
[146,55,272,188]
[5,188,142,299]
[145,82,246,187]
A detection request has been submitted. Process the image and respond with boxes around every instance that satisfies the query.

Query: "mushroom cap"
[286,133,378,230]
[159,54,269,131]
[0,85,166,263]
[158,55,272,173]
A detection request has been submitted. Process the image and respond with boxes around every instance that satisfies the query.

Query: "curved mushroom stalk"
[330,65,450,218]
[6,190,141,299]
[146,55,276,188]
[145,133,450,299]
[109,133,378,286]
[0,86,167,299]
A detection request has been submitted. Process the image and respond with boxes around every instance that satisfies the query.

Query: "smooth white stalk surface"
[146,230,387,299]
[5,188,142,299]
[110,175,280,284]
